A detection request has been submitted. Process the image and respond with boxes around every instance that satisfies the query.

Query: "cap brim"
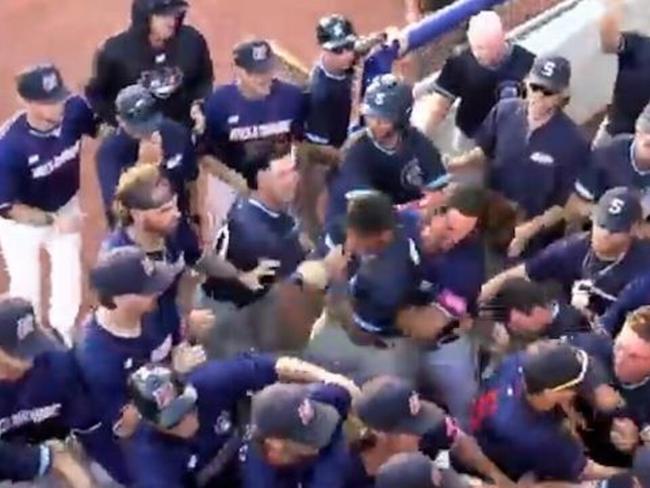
[593,212,631,234]
[396,401,445,436]
[38,85,71,104]
[296,400,340,449]
[243,56,276,74]
[322,35,357,51]
[16,328,64,359]
[125,112,163,138]
[141,261,181,295]
[527,74,563,94]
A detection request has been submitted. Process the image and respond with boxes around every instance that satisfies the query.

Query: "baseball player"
[86,0,213,129]
[0,63,97,345]
[599,273,650,336]
[414,11,534,146]
[325,74,446,240]
[594,0,650,146]
[75,246,205,483]
[346,376,515,487]
[449,55,590,258]
[472,343,620,482]
[123,356,356,487]
[240,382,352,487]
[481,188,650,318]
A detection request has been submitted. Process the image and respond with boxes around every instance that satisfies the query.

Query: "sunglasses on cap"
[528,83,557,97]
[329,43,355,54]
[549,348,589,393]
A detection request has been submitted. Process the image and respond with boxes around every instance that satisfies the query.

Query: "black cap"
[316,14,357,50]
[594,187,642,233]
[129,364,197,429]
[147,0,188,15]
[523,343,590,394]
[355,376,446,435]
[90,246,179,298]
[528,55,571,93]
[251,383,341,449]
[16,63,70,104]
[492,278,550,317]
[233,40,276,74]
[0,297,61,359]
[115,85,163,137]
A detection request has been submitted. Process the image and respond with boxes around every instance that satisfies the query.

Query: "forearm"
[579,459,623,481]
[480,264,528,302]
[275,356,358,399]
[600,0,624,53]
[4,203,53,226]
[199,155,248,193]
[447,147,487,171]
[524,205,566,236]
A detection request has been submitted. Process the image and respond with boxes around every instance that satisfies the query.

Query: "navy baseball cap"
[594,187,642,233]
[90,246,179,298]
[16,63,70,104]
[233,40,276,74]
[0,297,61,359]
[129,364,197,429]
[355,376,446,435]
[635,102,650,133]
[115,85,163,137]
[523,343,590,394]
[376,453,465,488]
[528,55,571,93]
[251,383,341,449]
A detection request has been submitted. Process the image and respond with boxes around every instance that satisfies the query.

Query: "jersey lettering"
[228,120,292,141]
[30,140,81,179]
[0,404,62,435]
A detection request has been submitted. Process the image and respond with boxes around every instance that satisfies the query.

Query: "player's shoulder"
[160,117,191,139]
[510,43,536,65]
[205,83,238,109]
[340,127,370,155]
[592,134,633,166]
[0,111,27,142]
[176,24,208,44]
[272,79,305,99]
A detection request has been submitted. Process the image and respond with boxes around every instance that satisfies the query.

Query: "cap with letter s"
[594,186,642,234]
[528,55,571,93]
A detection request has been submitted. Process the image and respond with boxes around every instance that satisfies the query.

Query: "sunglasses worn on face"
[528,83,557,97]
[330,44,355,55]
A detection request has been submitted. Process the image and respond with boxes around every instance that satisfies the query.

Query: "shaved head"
[467,11,507,67]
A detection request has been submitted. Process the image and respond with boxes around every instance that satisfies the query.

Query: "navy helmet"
[361,74,413,128]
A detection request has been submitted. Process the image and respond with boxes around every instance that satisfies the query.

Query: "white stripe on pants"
[0,196,82,344]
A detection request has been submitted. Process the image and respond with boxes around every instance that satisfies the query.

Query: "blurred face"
[345,228,393,257]
[614,326,650,384]
[322,45,356,72]
[237,67,274,99]
[634,130,650,162]
[444,208,477,247]
[469,32,507,67]
[26,100,66,131]
[420,206,477,253]
[382,432,420,453]
[165,409,199,439]
[149,12,179,43]
[591,223,632,260]
[529,388,576,412]
[509,305,553,336]
[0,348,30,381]
[258,154,299,207]
[365,115,397,144]
[114,293,159,315]
[262,438,319,467]
[526,82,563,122]
[134,196,181,236]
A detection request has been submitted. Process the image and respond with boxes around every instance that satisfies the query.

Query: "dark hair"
[626,306,650,342]
[346,191,396,236]
[97,293,117,310]
[241,142,291,190]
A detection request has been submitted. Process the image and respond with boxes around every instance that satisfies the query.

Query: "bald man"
[414,11,535,149]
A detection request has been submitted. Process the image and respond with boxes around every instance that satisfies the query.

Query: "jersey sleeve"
[433,55,462,100]
[304,86,334,145]
[85,43,120,125]
[307,384,352,419]
[68,96,99,138]
[474,102,501,159]
[180,126,199,181]
[574,150,602,202]
[600,275,650,336]
[554,130,591,207]
[525,234,584,284]
[0,143,22,211]
[95,136,128,213]
[203,91,230,160]
[529,429,587,481]
[415,133,446,186]
[186,31,214,103]
[618,32,649,68]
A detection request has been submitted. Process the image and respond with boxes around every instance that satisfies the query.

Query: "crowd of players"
[2,0,650,486]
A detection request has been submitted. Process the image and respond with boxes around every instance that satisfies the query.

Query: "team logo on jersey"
[150,334,173,363]
[16,314,35,341]
[155,53,166,64]
[252,44,269,61]
[165,154,182,169]
[298,399,315,426]
[187,455,198,469]
[530,152,555,166]
[400,159,424,188]
[28,154,40,166]
[409,392,422,416]
[42,73,59,93]
[214,411,233,435]
[227,115,240,125]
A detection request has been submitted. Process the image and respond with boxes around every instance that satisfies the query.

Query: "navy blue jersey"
[600,274,650,336]
[202,198,306,307]
[325,127,445,234]
[434,44,535,137]
[575,135,650,217]
[525,233,650,316]
[204,80,307,171]
[0,96,96,212]
[471,353,586,481]
[241,384,351,488]
[304,64,353,148]
[607,32,650,136]
[76,312,180,428]
[347,229,432,337]
[96,119,198,216]
[475,98,590,218]
[124,354,278,488]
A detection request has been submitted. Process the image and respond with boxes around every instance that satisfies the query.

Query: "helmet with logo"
[361,74,413,128]
[316,14,357,51]
[128,363,197,429]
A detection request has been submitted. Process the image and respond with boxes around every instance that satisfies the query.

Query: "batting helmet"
[128,364,197,429]
[316,14,357,51]
[361,74,413,128]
